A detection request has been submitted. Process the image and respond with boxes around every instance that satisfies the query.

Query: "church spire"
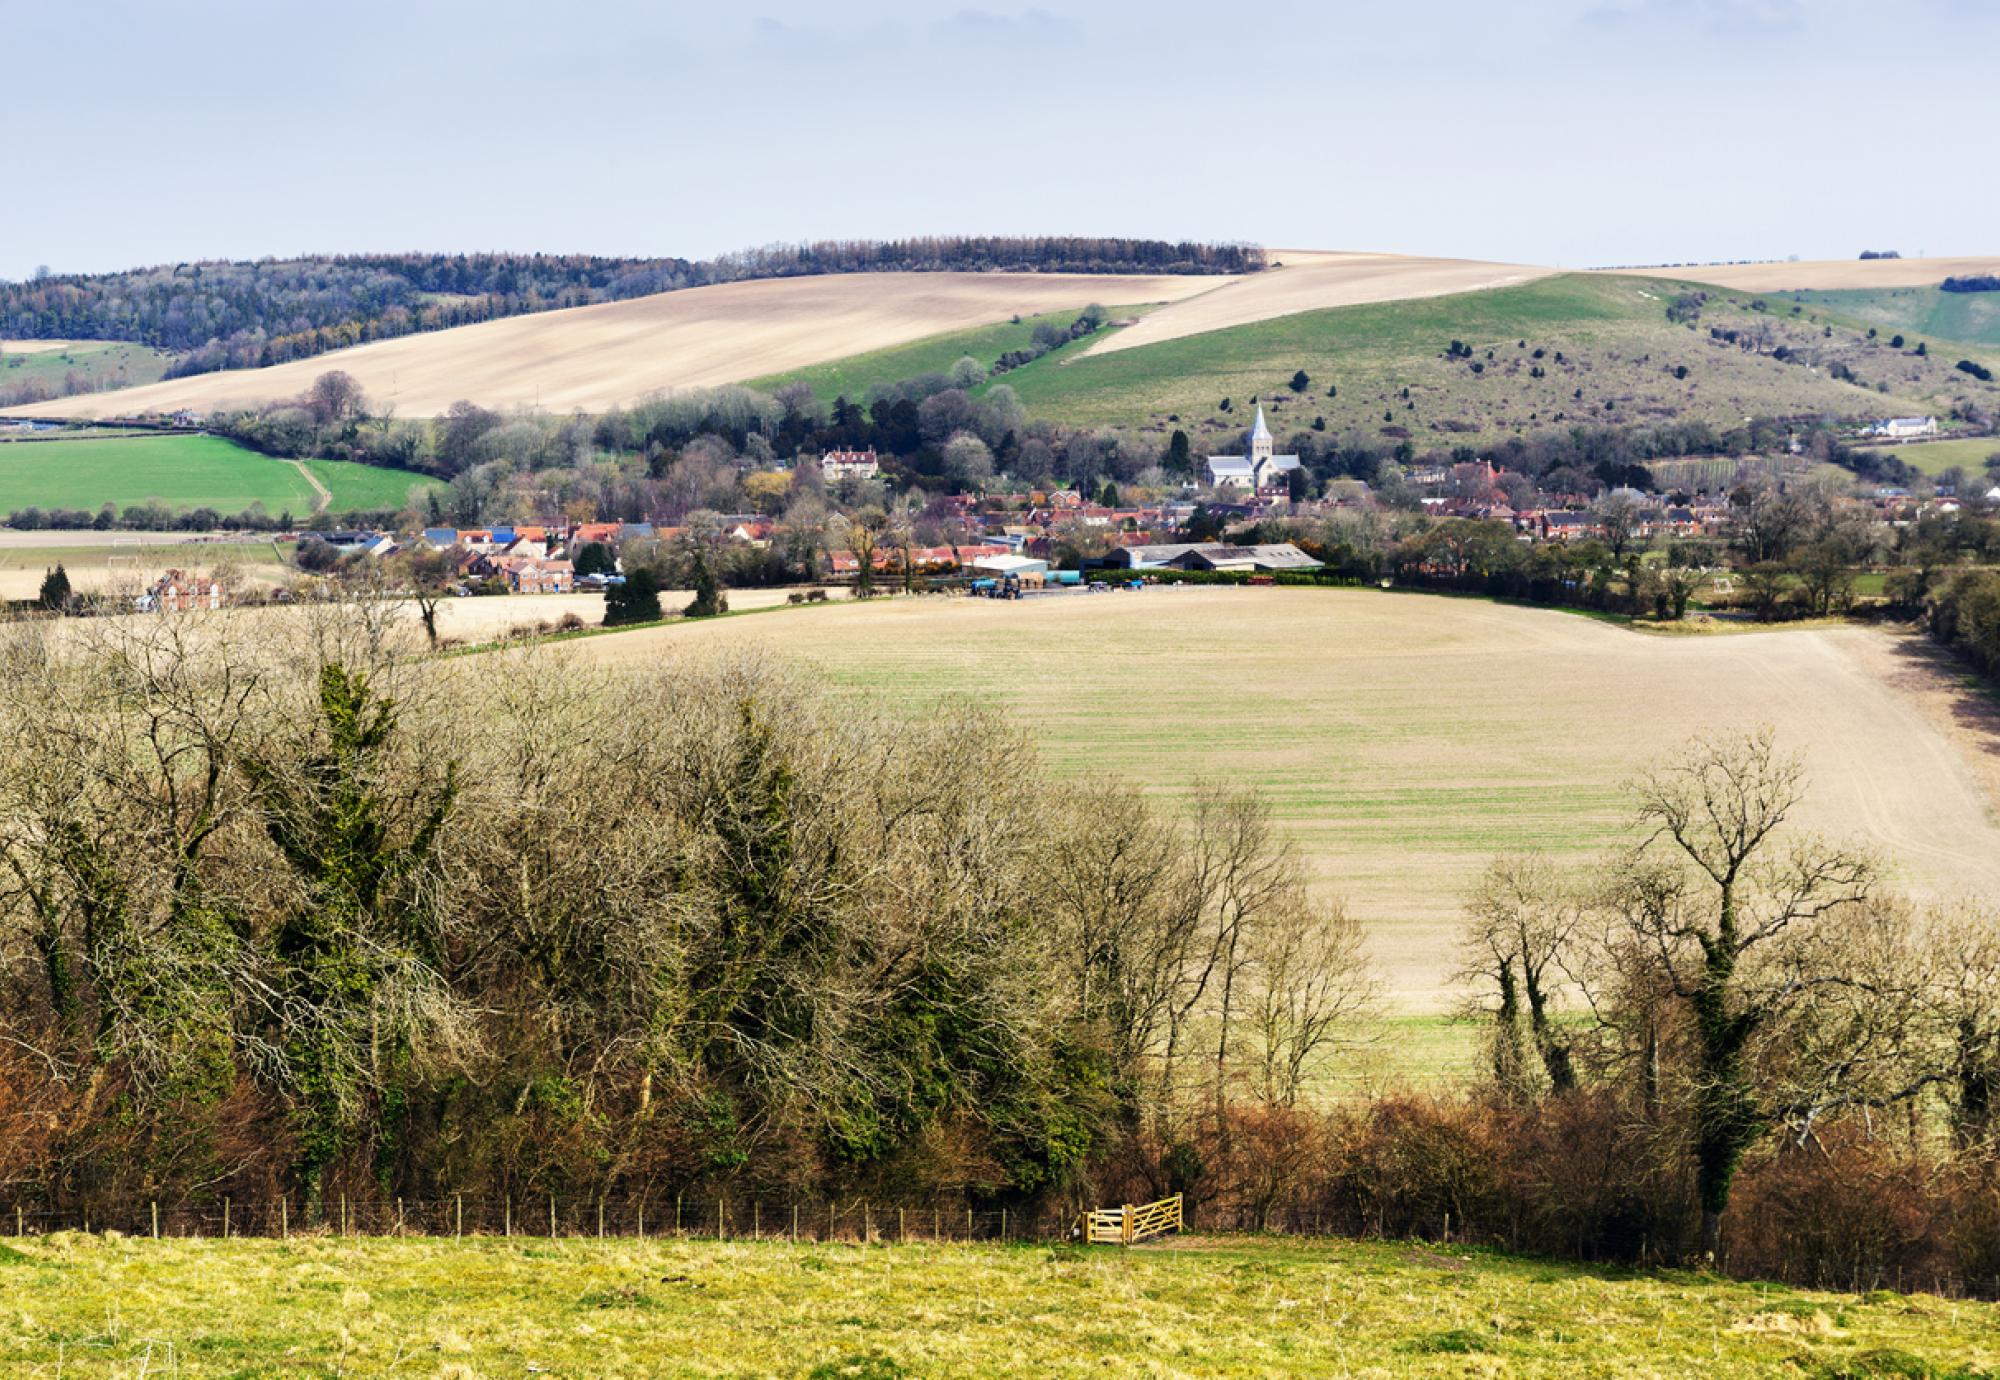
[1250,404,1271,441]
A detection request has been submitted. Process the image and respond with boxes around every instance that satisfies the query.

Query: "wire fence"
[0,1195,1078,1246]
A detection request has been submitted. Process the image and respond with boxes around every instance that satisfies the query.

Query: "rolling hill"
[10,271,1231,421]
[981,272,2000,442]
[1610,254,2000,293]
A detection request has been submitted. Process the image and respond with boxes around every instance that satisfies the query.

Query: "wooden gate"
[1080,1194,1183,1245]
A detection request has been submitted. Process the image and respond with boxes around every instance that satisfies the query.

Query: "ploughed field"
[573,588,2000,1011]
[1,1232,1993,1377]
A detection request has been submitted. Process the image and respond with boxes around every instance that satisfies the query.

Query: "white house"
[1207,406,1302,492]
[1873,417,1939,440]
[820,448,881,482]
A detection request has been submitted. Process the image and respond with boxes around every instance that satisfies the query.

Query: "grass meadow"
[0,338,173,401]
[2,1231,1995,1377]
[982,273,1992,443]
[0,433,439,515]
[1787,285,2000,349]
[1881,436,2000,478]
[747,305,1155,402]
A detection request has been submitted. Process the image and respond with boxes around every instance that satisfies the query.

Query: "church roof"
[1249,405,1271,441]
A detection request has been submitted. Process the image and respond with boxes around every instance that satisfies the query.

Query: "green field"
[973,273,1997,443]
[2,1233,1991,1376]
[0,433,440,516]
[303,456,442,513]
[1874,436,2000,479]
[0,338,173,404]
[1789,285,2000,349]
[580,589,2000,1013]
[747,305,1153,402]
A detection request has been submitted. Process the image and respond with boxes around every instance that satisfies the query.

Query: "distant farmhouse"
[1872,416,1939,440]
[1207,406,1302,493]
[821,448,881,483]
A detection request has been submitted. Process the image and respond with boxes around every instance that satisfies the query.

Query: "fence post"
[638,1202,645,1241]
[718,1196,725,1241]
[754,1201,760,1240]
[1122,1204,1133,1245]
[899,1208,905,1243]
[152,1201,158,1240]
[340,1193,348,1238]
[396,1197,404,1237]
[15,1205,22,1237]
[864,1201,871,1243]
[549,1194,556,1239]
[455,1194,462,1240]
[1000,1207,1007,1242]
[504,1199,512,1238]
[968,1206,973,1243]
[828,1201,835,1242]
[933,1206,940,1242]
[224,1197,231,1239]
[675,1194,683,1237]
[281,1197,289,1240]
[598,1199,605,1240]
[792,1203,798,1242]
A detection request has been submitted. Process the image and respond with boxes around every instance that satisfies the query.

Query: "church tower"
[1248,404,1273,464]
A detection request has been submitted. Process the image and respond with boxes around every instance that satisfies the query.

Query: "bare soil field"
[1085,250,1556,357]
[1614,255,2000,293]
[15,272,1228,421]
[566,587,2000,1010]
[420,585,845,642]
[0,531,289,601]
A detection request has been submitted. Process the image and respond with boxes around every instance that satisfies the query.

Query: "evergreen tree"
[604,565,663,626]
[36,564,71,613]
[684,542,728,618]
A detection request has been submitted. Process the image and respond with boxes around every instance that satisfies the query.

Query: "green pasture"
[748,305,1155,402]
[1,1232,1992,1377]
[1788,284,2000,350]
[0,433,440,516]
[0,338,172,401]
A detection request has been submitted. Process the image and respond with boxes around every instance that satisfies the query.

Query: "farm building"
[1095,542,1321,573]
[1207,406,1302,493]
[1871,417,1939,439]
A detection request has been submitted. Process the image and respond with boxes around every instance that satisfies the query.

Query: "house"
[1540,512,1602,542]
[971,553,1050,587]
[422,527,459,548]
[1206,407,1302,492]
[572,521,622,546]
[821,448,881,482]
[142,569,224,612]
[1873,417,1939,440]
[491,555,575,594]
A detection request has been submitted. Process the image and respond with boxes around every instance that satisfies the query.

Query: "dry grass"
[1614,256,2000,293]
[566,588,2000,1010]
[2,1232,1994,1377]
[15,272,1227,421]
[1086,250,1555,357]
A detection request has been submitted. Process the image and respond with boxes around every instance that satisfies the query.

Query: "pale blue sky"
[3,0,1994,280]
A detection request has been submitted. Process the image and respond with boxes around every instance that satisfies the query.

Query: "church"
[1206,405,1302,492]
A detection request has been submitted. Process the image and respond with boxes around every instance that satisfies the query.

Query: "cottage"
[142,569,224,613]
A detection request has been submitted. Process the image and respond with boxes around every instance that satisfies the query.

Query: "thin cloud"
[1583,0,1805,35]
[932,7,1083,46]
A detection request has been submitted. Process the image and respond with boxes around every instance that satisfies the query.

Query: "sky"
[3,0,1995,281]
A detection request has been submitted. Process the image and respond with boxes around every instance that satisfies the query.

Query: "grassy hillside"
[0,433,440,516]
[983,273,2000,444]
[1789,285,2000,348]
[0,338,172,404]
[746,305,1150,401]
[3,1233,1994,1377]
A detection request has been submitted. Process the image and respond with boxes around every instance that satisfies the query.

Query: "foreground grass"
[2,1233,1993,1378]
